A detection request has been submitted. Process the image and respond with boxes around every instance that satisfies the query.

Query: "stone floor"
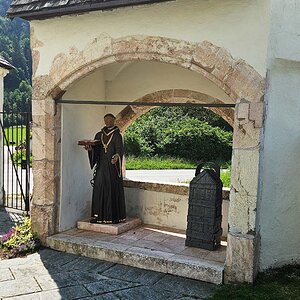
[0,248,216,299]
[0,207,24,237]
[47,225,226,285]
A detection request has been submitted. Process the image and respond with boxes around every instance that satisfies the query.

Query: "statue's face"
[104,116,115,127]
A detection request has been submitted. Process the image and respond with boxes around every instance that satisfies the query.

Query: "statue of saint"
[84,113,126,224]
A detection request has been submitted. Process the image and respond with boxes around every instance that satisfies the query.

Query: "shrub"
[124,107,233,163]
[0,217,40,258]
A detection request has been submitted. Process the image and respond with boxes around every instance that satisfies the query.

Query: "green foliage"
[3,126,27,146]
[0,0,32,121]
[126,156,231,186]
[124,107,233,163]
[126,155,197,170]
[0,217,40,258]
[12,149,32,167]
[220,169,231,188]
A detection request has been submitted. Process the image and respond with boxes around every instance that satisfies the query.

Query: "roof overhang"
[0,57,14,71]
[8,0,174,21]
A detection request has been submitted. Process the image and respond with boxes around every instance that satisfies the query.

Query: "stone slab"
[47,229,224,284]
[3,285,91,300]
[0,277,41,298]
[77,217,142,235]
[0,269,14,282]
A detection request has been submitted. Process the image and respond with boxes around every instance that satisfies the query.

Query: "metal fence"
[0,112,31,213]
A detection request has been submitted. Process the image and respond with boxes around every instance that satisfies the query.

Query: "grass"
[126,156,197,170]
[209,264,300,300]
[3,126,27,146]
[125,156,231,187]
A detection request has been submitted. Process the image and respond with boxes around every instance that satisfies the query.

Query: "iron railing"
[0,112,31,213]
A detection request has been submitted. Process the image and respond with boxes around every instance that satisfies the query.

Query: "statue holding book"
[79,113,126,224]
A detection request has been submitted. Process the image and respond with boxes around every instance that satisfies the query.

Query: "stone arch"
[31,35,265,283]
[32,35,264,103]
[115,89,234,132]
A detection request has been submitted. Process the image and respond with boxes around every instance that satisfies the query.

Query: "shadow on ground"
[0,207,24,236]
[0,247,216,299]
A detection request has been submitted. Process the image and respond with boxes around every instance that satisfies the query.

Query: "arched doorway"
[31,35,265,283]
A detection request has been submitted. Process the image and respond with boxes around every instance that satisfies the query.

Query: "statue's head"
[104,113,116,127]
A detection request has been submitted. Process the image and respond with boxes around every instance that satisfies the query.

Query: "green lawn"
[209,265,300,300]
[3,126,27,146]
[125,156,231,187]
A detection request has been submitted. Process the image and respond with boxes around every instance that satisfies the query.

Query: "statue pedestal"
[77,217,142,235]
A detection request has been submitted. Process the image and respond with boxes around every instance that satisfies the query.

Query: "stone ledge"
[123,179,230,200]
[47,234,224,284]
[77,218,142,235]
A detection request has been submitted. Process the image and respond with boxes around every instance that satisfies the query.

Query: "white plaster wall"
[105,61,231,103]
[60,69,107,231]
[64,60,231,103]
[125,187,229,238]
[31,0,270,76]
[258,0,300,270]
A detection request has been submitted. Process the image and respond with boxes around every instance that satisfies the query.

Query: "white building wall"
[32,0,270,77]
[258,0,300,270]
[60,69,107,231]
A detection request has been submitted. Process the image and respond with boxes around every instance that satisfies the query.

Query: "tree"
[0,0,32,119]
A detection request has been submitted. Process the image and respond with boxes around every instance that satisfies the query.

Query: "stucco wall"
[60,70,107,231]
[124,182,230,238]
[31,0,270,77]
[258,0,300,269]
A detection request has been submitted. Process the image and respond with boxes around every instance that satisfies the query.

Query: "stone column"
[225,99,264,283]
[30,95,60,243]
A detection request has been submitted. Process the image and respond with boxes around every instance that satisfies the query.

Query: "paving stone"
[0,268,14,282]
[10,263,55,278]
[101,264,165,285]
[112,286,178,300]
[92,261,116,273]
[153,275,215,298]
[38,249,79,268]
[84,278,140,295]
[0,255,37,269]
[35,271,107,290]
[0,277,41,298]
[61,256,103,272]
[3,285,91,300]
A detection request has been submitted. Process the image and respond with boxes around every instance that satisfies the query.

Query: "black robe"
[88,126,126,223]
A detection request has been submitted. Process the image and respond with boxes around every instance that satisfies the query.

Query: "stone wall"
[124,180,230,238]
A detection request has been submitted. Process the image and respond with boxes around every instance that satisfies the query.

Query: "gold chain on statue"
[101,132,114,153]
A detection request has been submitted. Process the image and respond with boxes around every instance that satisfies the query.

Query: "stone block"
[166,255,223,284]
[249,102,264,128]
[228,191,257,234]
[237,102,250,120]
[230,149,260,197]
[77,218,142,235]
[225,232,258,283]
[46,231,224,284]
[232,119,261,149]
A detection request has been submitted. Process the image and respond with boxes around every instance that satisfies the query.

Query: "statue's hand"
[111,154,118,164]
[84,145,92,151]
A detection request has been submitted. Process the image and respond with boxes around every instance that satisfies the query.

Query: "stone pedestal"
[77,217,142,235]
